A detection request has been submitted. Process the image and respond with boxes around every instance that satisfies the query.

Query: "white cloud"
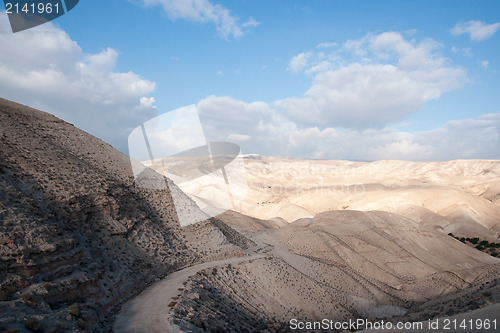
[277,32,466,128]
[227,134,251,141]
[451,20,500,41]
[415,113,500,160]
[195,92,500,161]
[197,96,295,156]
[197,95,271,140]
[191,31,498,161]
[370,139,435,161]
[196,92,500,160]
[317,42,337,48]
[0,13,156,152]
[287,52,312,73]
[139,97,157,109]
[481,60,490,68]
[451,46,473,57]
[139,0,257,39]
[242,17,261,28]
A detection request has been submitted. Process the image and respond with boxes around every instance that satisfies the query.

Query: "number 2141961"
[442,318,496,330]
[5,2,60,14]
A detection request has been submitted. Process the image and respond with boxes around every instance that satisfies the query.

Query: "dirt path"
[113,253,265,333]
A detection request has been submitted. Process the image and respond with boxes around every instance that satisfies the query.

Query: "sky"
[0,0,499,161]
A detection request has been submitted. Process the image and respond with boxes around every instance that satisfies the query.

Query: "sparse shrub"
[460,237,466,243]
[47,327,60,333]
[480,240,489,246]
[192,318,204,328]
[25,318,42,333]
[22,293,39,308]
[68,303,80,317]
[78,318,86,330]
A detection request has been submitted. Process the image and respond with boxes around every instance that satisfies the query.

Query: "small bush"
[25,318,43,333]
[68,303,80,317]
[78,318,86,330]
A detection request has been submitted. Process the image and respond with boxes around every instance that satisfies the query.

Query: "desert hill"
[172,209,500,331]
[150,155,500,239]
[0,98,251,332]
[233,157,500,239]
[127,134,500,332]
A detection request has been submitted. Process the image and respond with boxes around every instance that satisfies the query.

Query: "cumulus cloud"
[196,94,500,161]
[415,113,500,160]
[139,0,259,39]
[197,95,295,156]
[0,13,156,152]
[451,46,473,57]
[317,42,337,48]
[277,32,467,129]
[370,139,435,161]
[227,134,251,141]
[481,60,490,68]
[197,95,271,141]
[287,52,312,72]
[451,20,500,41]
[193,31,497,161]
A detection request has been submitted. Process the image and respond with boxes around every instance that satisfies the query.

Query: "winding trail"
[113,253,265,333]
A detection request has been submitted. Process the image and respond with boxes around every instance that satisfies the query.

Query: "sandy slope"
[224,157,500,240]
[242,157,500,224]
[169,209,500,331]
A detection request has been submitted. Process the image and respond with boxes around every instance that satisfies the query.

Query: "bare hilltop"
[1,97,499,332]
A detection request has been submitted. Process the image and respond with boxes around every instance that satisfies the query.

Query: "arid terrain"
[166,155,500,239]
[0,98,252,332]
[1,98,499,332]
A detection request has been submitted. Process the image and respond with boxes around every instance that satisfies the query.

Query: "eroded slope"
[0,98,249,332]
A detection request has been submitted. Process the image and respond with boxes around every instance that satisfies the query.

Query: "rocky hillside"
[0,98,250,332]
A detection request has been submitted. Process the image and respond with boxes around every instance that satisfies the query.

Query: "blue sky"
[1,0,499,160]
